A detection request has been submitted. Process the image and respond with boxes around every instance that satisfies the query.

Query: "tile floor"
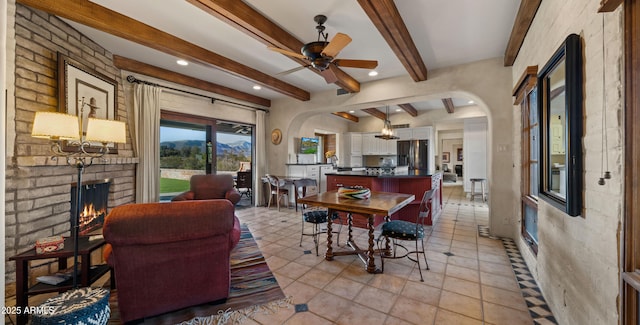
[235,184,545,325]
[5,184,554,325]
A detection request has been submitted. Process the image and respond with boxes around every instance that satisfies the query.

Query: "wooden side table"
[9,236,110,325]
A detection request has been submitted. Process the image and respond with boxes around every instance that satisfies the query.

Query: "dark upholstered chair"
[293,178,341,256]
[172,174,241,205]
[377,189,435,282]
[236,170,252,200]
[103,200,239,323]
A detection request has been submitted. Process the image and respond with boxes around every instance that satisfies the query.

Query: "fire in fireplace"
[70,179,111,236]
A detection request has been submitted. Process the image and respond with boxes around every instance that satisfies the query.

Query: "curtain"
[254,110,266,207]
[133,83,161,203]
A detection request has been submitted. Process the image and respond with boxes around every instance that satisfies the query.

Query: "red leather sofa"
[103,200,240,323]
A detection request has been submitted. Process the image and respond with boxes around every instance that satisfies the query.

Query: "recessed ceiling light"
[368,70,378,77]
[468,100,475,104]
[395,108,402,112]
[176,59,189,66]
[348,110,355,113]
[253,85,262,90]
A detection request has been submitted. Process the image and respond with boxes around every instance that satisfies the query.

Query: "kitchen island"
[325,170,442,227]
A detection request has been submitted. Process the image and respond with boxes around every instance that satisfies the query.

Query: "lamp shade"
[31,112,80,140]
[85,118,127,143]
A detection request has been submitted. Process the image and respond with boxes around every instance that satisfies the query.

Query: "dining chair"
[293,178,342,256]
[236,170,252,200]
[376,188,435,282]
[266,174,289,211]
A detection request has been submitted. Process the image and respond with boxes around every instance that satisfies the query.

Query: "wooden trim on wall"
[18,0,310,101]
[114,56,271,108]
[624,1,640,324]
[331,112,359,123]
[504,0,542,66]
[600,0,624,12]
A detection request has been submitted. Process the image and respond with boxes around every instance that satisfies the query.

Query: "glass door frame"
[160,110,217,174]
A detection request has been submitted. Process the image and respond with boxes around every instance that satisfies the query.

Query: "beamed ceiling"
[17,0,537,120]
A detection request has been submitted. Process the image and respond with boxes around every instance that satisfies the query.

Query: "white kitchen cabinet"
[362,133,377,155]
[287,164,331,204]
[394,127,431,141]
[350,156,363,167]
[286,164,328,183]
[349,133,362,154]
[411,126,431,140]
[386,139,397,155]
[319,165,334,192]
[343,133,364,166]
[360,133,397,155]
[287,165,306,177]
[395,128,412,140]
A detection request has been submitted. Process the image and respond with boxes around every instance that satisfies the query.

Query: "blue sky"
[160,126,250,144]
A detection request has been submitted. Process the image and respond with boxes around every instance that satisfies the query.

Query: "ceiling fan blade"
[267,46,307,60]
[321,32,352,58]
[333,59,378,69]
[275,65,309,76]
[320,65,339,84]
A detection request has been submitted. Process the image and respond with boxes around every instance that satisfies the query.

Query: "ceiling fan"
[268,15,378,84]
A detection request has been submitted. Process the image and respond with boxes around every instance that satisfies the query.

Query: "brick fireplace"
[4,4,137,290]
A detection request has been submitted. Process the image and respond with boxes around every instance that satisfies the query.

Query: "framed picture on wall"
[57,52,118,152]
[442,152,450,163]
[457,148,463,161]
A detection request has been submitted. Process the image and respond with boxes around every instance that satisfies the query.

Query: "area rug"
[107,224,291,324]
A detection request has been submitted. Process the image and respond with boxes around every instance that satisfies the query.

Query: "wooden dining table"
[297,190,414,273]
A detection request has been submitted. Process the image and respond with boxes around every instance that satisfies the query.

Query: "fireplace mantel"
[16,156,139,167]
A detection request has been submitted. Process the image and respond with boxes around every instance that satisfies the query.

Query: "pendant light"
[375,106,399,140]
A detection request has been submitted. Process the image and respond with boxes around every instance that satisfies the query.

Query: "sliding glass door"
[158,112,254,203]
[159,120,210,201]
[216,121,254,205]
[159,111,215,201]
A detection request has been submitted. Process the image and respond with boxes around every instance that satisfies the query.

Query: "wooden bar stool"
[469,178,486,202]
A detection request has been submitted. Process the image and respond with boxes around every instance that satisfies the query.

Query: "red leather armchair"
[103,200,239,323]
[172,174,241,205]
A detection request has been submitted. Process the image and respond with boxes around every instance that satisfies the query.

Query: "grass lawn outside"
[160,178,190,194]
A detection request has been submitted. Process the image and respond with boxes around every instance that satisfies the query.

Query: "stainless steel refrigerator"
[397,140,429,171]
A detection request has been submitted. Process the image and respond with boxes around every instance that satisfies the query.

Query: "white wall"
[511,1,624,324]
[463,118,488,192]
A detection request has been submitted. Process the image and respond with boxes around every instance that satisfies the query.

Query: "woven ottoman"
[32,287,110,325]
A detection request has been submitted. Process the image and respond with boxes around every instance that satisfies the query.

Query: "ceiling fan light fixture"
[368,70,378,77]
[176,59,188,66]
[252,85,262,90]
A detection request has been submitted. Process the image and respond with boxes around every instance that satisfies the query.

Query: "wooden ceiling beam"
[188,0,361,93]
[362,108,387,120]
[442,98,455,114]
[357,0,428,81]
[332,112,359,123]
[598,0,623,12]
[113,56,271,107]
[397,103,417,117]
[18,0,310,101]
[504,0,542,66]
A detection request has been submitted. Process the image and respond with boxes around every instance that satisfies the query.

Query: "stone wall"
[4,4,136,291]
[511,1,624,324]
